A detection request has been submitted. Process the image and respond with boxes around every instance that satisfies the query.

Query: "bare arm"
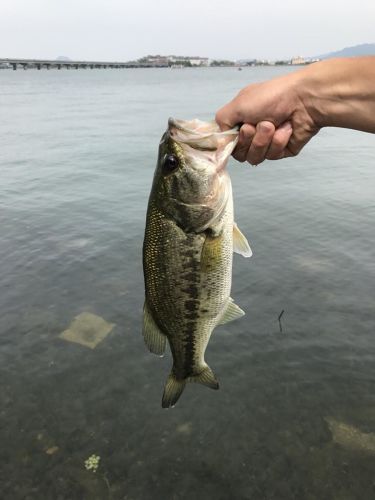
[215,57,375,165]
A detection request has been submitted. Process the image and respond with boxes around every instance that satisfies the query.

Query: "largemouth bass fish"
[143,118,251,408]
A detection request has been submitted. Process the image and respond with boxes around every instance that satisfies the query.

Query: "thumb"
[215,101,242,131]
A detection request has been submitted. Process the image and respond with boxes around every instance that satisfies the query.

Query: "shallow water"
[1,66,375,500]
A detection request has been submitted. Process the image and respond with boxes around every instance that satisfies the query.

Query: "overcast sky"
[1,0,374,61]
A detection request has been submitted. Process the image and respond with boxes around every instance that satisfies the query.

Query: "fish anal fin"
[143,302,166,356]
[162,373,186,408]
[217,297,245,326]
[233,222,252,258]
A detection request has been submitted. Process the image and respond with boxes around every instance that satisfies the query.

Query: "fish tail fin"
[162,373,186,408]
[161,365,219,408]
[190,365,219,390]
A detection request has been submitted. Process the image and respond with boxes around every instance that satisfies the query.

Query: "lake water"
[1,66,375,500]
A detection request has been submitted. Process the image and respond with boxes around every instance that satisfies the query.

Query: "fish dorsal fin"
[143,302,166,356]
[217,297,245,325]
[233,222,252,258]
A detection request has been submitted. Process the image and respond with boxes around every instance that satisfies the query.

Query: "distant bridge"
[0,58,157,70]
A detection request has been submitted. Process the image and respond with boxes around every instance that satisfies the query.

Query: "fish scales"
[142,118,252,407]
[144,201,232,376]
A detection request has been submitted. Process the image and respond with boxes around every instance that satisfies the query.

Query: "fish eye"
[163,154,179,174]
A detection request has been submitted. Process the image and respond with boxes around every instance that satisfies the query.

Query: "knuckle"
[248,156,264,166]
[266,150,283,160]
[241,123,256,138]
[237,88,249,99]
[285,146,298,157]
[233,152,246,163]
[247,150,263,164]
[251,138,267,149]
[270,135,285,149]
[286,139,302,157]
[233,146,248,162]
[257,121,275,136]
[215,109,224,125]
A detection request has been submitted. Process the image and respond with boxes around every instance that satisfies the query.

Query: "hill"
[316,43,375,59]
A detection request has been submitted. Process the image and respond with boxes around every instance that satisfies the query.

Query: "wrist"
[295,57,375,132]
[295,60,338,128]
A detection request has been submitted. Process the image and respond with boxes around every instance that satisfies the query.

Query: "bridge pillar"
[37,63,41,70]
[12,63,17,70]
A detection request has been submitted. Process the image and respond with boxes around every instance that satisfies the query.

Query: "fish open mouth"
[168,117,238,142]
[168,117,239,171]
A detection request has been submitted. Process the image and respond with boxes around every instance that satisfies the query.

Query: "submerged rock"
[59,312,115,349]
[45,446,59,455]
[325,416,375,453]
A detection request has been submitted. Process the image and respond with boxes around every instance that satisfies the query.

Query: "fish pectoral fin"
[142,301,167,356]
[162,373,186,408]
[217,297,245,325]
[189,365,219,390]
[233,222,252,258]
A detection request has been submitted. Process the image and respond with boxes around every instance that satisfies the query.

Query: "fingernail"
[281,121,292,132]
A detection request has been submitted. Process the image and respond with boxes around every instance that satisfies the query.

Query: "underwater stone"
[59,312,115,349]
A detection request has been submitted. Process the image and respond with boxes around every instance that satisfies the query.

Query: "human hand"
[215,70,320,165]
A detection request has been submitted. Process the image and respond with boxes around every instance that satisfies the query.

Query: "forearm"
[215,56,375,165]
[298,57,375,133]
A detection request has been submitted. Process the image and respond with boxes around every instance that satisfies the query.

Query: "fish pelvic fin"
[162,373,186,408]
[143,301,166,356]
[161,366,219,408]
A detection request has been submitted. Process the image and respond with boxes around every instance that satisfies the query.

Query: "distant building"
[254,59,272,66]
[145,55,169,67]
[291,56,306,65]
[167,56,183,63]
[139,55,209,67]
[188,57,209,66]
